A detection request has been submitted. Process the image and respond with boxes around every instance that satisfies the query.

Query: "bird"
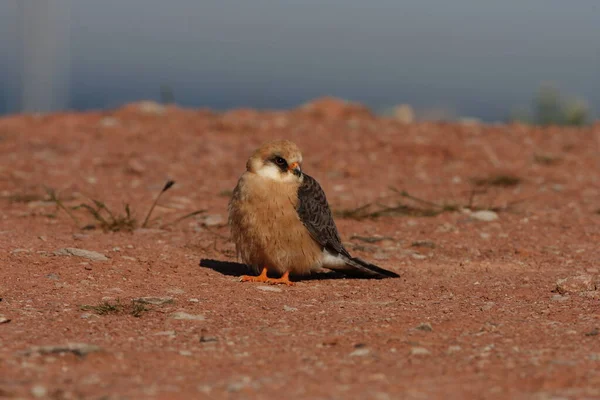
[228,139,400,286]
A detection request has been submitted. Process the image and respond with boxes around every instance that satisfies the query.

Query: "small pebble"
[447,345,462,354]
[556,274,597,294]
[202,214,225,227]
[411,240,435,249]
[10,248,31,254]
[410,347,431,356]
[349,348,370,357]
[170,312,205,321]
[154,331,176,337]
[415,323,433,332]
[31,385,47,398]
[55,248,108,261]
[256,286,282,293]
[470,210,499,222]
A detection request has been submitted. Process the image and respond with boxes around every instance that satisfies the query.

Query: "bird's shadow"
[199,258,354,281]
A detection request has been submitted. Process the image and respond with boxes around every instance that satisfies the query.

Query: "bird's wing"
[296,174,351,258]
[296,173,400,279]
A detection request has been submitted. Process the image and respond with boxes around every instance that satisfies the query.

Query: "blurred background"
[1,0,598,123]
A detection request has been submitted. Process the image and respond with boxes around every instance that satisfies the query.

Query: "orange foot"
[266,272,294,286]
[240,268,294,286]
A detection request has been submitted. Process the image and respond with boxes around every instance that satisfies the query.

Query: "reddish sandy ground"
[1,98,599,399]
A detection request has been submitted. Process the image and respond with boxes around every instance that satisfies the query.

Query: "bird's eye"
[274,157,286,166]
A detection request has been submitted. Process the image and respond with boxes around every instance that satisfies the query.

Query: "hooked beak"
[288,162,302,177]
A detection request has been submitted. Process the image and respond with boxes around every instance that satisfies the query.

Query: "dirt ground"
[1,98,599,400]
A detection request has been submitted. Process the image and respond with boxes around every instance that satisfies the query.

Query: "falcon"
[228,140,399,285]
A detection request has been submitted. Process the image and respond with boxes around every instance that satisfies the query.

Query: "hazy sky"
[1,0,599,119]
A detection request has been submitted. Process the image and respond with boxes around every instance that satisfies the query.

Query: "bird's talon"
[239,266,270,283]
[265,272,294,286]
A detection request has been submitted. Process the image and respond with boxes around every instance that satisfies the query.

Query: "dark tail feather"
[337,256,400,279]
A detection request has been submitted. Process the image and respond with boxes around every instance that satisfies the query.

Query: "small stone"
[188,298,199,303]
[349,348,371,357]
[411,240,435,249]
[31,385,47,398]
[0,315,11,324]
[415,322,433,332]
[555,274,597,294]
[256,286,282,293]
[167,288,185,295]
[481,301,496,311]
[470,210,499,222]
[133,297,174,305]
[11,248,31,254]
[411,253,427,260]
[179,350,192,356]
[170,312,205,321]
[200,335,218,343]
[551,294,570,302]
[127,159,146,174]
[201,214,225,227]
[154,331,176,337]
[22,343,102,357]
[410,347,431,356]
[54,248,108,261]
[447,345,462,354]
[283,305,298,312]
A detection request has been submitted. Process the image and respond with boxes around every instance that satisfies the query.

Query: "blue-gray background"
[1,0,599,121]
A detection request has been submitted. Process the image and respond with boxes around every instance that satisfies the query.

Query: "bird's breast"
[229,174,321,275]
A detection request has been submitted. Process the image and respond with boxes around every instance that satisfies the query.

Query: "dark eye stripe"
[271,156,288,171]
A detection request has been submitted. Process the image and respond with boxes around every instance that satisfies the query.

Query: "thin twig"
[160,209,207,229]
[45,188,80,227]
[389,187,443,209]
[142,180,175,228]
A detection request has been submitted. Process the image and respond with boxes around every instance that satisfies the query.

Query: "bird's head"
[246,140,303,183]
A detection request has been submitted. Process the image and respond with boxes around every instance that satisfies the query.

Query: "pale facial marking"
[255,163,299,183]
